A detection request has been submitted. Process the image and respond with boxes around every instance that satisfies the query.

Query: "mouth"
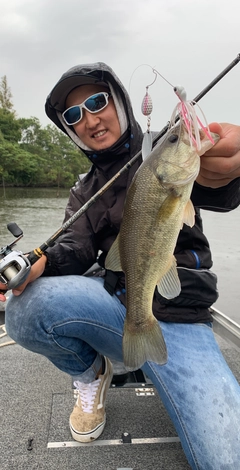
[92,130,107,139]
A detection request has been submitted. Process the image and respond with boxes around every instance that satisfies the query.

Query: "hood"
[45,62,143,157]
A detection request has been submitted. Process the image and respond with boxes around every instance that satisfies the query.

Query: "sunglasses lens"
[85,93,108,112]
[62,93,110,125]
[63,106,81,125]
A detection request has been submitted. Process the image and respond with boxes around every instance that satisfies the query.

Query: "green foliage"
[0,140,40,185]
[0,75,14,111]
[0,81,91,187]
[0,108,21,143]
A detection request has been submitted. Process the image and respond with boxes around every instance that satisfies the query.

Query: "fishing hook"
[6,56,240,267]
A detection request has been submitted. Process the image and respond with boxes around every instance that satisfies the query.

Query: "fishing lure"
[140,68,159,160]
[141,87,153,159]
[139,65,214,155]
[170,85,215,151]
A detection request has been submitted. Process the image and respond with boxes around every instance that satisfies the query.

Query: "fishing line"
[129,63,173,145]
[5,55,240,268]
[28,53,240,265]
[128,63,174,96]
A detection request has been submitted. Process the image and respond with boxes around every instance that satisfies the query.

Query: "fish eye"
[168,134,179,143]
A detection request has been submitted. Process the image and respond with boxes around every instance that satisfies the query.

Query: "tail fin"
[123,317,168,370]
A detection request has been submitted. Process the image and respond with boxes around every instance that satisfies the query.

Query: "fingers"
[204,123,240,157]
[0,285,8,302]
[0,287,7,294]
[196,173,233,188]
[208,122,223,137]
[13,255,47,296]
[200,154,240,175]
[197,122,240,187]
[0,255,47,299]
[12,280,29,297]
[0,293,7,302]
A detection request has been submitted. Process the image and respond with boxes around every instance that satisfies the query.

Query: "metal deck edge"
[47,437,180,448]
[211,307,240,350]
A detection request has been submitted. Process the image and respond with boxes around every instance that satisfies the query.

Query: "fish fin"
[123,316,167,370]
[105,236,123,272]
[142,131,153,160]
[182,199,195,227]
[157,257,181,299]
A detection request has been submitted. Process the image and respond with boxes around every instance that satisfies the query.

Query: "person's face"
[65,85,121,151]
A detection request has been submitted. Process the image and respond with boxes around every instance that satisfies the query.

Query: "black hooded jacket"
[44,62,240,323]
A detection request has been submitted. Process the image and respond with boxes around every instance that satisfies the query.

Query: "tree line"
[0,75,90,188]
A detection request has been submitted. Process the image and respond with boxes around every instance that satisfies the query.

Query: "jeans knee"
[5,297,37,347]
[5,309,27,345]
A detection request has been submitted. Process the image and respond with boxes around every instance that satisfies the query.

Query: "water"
[0,187,69,253]
[1,187,240,324]
[201,207,240,324]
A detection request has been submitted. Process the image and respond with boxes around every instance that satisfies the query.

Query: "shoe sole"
[69,414,106,443]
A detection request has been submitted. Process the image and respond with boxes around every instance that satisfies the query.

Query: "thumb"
[0,293,7,302]
[12,278,29,297]
[208,122,223,137]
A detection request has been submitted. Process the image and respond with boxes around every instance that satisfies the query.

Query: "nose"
[83,110,101,128]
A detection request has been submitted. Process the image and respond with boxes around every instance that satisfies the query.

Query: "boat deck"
[0,308,240,470]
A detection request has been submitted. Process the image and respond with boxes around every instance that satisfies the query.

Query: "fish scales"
[105,125,220,370]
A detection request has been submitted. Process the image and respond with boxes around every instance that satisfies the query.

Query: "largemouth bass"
[105,124,220,370]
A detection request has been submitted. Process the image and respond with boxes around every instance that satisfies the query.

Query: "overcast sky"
[1,0,239,132]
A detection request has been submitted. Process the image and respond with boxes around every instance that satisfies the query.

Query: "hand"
[196,122,240,188]
[0,255,47,301]
[0,289,8,303]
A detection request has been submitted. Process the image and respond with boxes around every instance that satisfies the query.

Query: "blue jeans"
[6,275,240,470]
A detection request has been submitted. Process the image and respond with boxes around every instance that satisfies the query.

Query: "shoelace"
[73,378,101,413]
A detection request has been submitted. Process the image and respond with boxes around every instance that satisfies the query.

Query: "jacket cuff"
[191,177,240,212]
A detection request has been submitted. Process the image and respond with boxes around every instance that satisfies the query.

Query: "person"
[1,62,240,469]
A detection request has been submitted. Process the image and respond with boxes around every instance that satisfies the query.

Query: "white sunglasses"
[62,92,111,125]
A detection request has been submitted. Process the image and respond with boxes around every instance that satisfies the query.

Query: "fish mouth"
[199,128,219,143]
[181,126,220,148]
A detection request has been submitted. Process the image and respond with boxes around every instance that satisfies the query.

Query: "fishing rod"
[0,53,240,292]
